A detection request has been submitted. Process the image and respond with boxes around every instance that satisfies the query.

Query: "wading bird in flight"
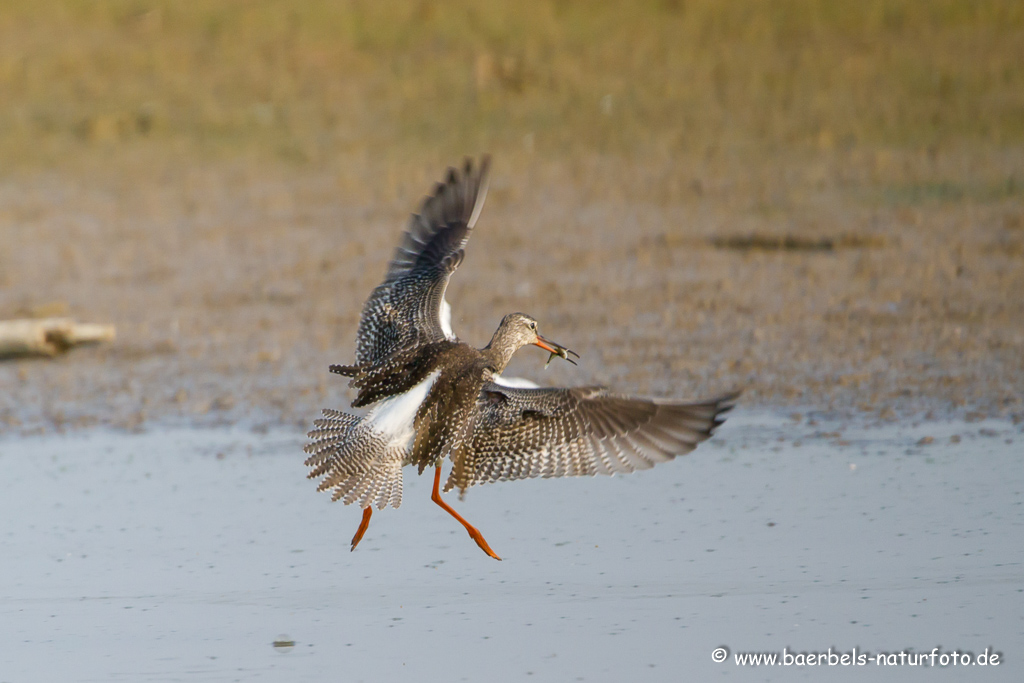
[305,157,736,560]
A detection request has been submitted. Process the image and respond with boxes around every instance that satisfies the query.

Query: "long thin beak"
[534,336,579,366]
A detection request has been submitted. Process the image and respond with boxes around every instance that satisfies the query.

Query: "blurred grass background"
[1,0,1021,185]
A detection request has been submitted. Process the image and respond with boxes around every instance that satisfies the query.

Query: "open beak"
[534,336,579,367]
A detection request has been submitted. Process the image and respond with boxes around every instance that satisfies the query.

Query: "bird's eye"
[530,321,537,330]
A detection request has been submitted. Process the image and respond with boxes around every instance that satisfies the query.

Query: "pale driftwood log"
[0,318,116,359]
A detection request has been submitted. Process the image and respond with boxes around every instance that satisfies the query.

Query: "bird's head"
[493,312,578,367]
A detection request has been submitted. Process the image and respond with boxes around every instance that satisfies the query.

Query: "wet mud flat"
[1,155,1023,435]
[1,411,1020,682]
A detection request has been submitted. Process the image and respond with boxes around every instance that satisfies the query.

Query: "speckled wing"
[355,156,491,366]
[444,385,738,493]
[304,409,406,510]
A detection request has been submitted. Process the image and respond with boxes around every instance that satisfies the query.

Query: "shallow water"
[0,411,1020,681]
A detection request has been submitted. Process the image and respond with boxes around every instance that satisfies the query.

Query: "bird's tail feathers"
[304,409,405,510]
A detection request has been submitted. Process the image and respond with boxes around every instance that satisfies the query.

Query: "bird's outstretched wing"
[445,385,738,493]
[355,156,491,366]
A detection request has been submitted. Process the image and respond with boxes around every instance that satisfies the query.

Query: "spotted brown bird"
[305,157,737,560]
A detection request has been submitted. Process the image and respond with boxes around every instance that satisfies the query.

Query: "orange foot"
[430,466,502,561]
[350,505,372,552]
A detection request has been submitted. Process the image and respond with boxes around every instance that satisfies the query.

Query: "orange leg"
[431,466,502,561]
[350,505,373,552]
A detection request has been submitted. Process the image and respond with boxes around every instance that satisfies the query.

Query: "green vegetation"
[0,0,1021,191]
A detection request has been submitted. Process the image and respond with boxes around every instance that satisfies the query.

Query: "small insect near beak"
[534,336,579,367]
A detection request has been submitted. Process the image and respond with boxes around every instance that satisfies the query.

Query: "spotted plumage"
[446,387,737,494]
[354,156,490,366]
[304,409,405,509]
[305,157,738,560]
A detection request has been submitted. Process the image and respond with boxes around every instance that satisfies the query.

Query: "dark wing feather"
[445,385,738,493]
[355,156,491,365]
